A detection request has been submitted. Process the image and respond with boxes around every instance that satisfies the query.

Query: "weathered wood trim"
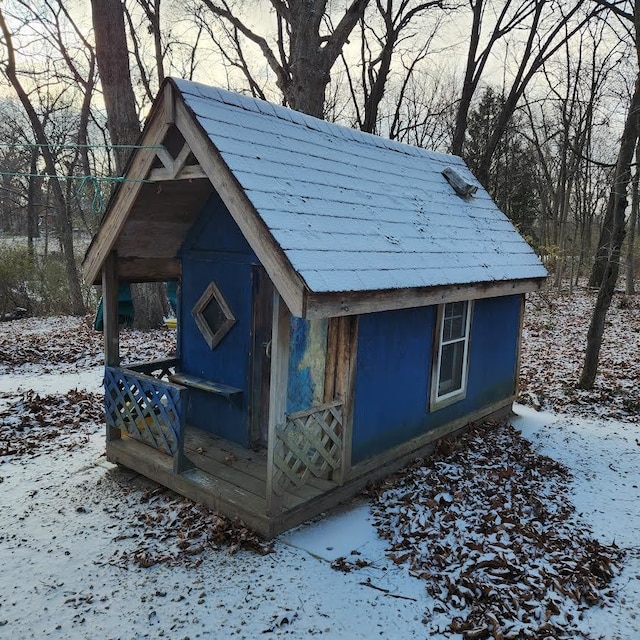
[102,251,120,442]
[116,257,181,282]
[323,316,358,484]
[304,277,546,319]
[173,385,194,473]
[173,97,307,317]
[148,141,204,182]
[164,81,175,125]
[338,316,358,484]
[83,112,172,285]
[172,142,192,176]
[102,251,119,368]
[249,265,274,448]
[266,293,290,515]
[514,293,525,397]
[323,318,339,402]
[155,146,175,172]
[148,165,208,182]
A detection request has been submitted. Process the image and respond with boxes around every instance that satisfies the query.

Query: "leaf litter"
[518,289,640,421]
[371,421,624,639]
[0,389,103,458]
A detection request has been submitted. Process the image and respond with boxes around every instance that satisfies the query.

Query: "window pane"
[202,296,228,336]
[438,340,464,395]
[443,302,466,341]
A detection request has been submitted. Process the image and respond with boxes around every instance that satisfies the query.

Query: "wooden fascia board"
[83,84,174,286]
[116,257,181,282]
[173,96,307,318]
[304,277,547,319]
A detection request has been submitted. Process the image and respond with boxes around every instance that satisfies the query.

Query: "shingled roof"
[83,78,546,318]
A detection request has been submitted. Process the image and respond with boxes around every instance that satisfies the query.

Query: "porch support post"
[266,293,290,518]
[102,250,121,441]
[324,316,358,484]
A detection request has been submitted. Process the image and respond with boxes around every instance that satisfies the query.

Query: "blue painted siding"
[351,295,521,464]
[182,190,257,258]
[178,193,258,446]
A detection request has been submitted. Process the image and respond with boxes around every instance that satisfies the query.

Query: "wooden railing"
[104,363,191,472]
[271,400,343,495]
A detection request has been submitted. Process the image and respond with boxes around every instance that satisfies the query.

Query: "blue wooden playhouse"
[83,79,547,536]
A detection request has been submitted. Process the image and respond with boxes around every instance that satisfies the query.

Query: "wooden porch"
[103,358,348,537]
[106,425,337,536]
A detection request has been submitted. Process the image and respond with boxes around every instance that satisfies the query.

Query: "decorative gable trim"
[173,93,308,317]
[83,85,174,286]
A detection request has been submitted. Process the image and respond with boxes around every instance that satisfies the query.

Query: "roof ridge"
[170,77,454,164]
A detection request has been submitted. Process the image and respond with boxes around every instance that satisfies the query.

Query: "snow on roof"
[174,79,547,294]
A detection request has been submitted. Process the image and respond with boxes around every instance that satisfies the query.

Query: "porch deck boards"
[107,425,336,536]
[185,427,336,504]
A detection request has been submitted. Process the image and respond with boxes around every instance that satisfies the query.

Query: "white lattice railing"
[272,401,343,495]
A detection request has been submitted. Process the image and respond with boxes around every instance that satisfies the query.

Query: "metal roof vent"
[442,167,478,198]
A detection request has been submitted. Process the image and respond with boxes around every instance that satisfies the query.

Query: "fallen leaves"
[106,488,273,569]
[371,421,624,639]
[0,315,176,373]
[0,389,103,458]
[519,290,640,422]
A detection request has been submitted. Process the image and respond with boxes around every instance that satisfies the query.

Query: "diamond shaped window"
[192,281,236,349]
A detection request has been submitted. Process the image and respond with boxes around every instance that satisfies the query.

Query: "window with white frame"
[431,300,472,409]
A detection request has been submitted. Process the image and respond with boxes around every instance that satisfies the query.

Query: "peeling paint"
[287,317,328,413]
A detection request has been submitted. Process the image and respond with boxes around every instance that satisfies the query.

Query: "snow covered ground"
[1,292,639,639]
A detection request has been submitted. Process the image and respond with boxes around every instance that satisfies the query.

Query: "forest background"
[0,0,638,387]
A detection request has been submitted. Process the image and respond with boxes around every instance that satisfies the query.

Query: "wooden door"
[180,257,273,449]
[249,265,273,448]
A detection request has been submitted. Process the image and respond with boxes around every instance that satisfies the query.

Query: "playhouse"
[83,79,546,536]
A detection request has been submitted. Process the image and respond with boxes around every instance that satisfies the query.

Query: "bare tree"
[0,8,85,314]
[451,0,539,156]
[523,19,621,287]
[91,0,141,175]
[196,0,370,118]
[579,0,639,389]
[451,0,602,192]
[91,0,169,329]
[625,139,639,294]
[340,0,445,134]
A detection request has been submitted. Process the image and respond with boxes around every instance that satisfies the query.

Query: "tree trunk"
[451,0,483,156]
[130,282,170,330]
[201,0,368,119]
[579,73,640,389]
[91,0,141,175]
[26,149,40,260]
[588,197,617,288]
[625,139,640,295]
[92,0,166,329]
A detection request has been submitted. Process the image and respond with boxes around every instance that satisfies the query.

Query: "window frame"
[430,299,473,411]
[192,280,236,349]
